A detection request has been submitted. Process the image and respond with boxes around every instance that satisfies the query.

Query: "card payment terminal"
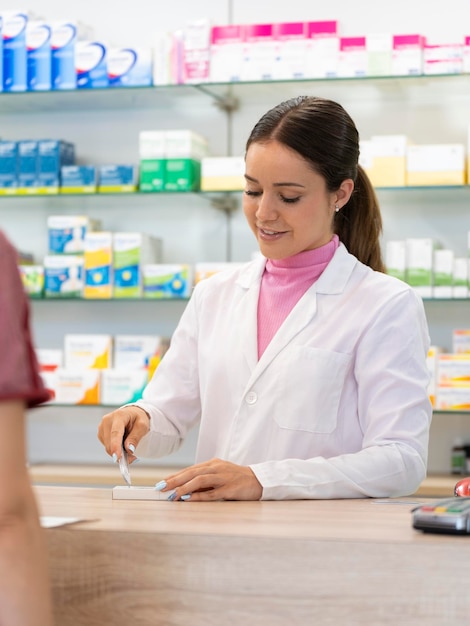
[412,497,470,534]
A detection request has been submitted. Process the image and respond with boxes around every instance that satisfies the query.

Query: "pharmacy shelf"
[1,185,470,199]
[0,189,241,196]
[0,84,216,114]
[2,72,470,114]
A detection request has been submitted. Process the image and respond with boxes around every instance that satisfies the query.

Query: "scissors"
[118,445,131,486]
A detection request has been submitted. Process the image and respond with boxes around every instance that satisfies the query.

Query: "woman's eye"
[244,189,261,197]
[280,195,300,204]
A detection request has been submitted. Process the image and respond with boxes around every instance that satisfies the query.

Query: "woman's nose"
[255,194,277,221]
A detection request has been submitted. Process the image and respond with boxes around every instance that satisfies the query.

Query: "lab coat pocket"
[273,347,351,433]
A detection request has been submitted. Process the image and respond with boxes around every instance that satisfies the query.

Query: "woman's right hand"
[97,406,150,463]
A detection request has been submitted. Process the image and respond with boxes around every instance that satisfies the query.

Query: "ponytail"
[334,165,385,273]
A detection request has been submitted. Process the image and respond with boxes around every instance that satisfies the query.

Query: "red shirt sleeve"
[0,231,50,407]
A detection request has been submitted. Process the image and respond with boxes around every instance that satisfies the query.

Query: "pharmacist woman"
[0,230,53,625]
[98,96,432,501]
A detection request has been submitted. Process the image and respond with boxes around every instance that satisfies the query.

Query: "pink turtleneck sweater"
[257,235,339,359]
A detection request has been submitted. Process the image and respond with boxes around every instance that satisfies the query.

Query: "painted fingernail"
[132,458,141,464]
[155,480,167,491]
[128,444,136,453]
[181,494,191,501]
[112,453,118,463]
[167,491,178,501]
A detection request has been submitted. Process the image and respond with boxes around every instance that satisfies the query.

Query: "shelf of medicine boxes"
[1,185,470,199]
[1,73,470,113]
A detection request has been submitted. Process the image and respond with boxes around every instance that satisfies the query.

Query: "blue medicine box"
[61,165,97,192]
[38,140,75,189]
[18,140,39,189]
[0,141,18,189]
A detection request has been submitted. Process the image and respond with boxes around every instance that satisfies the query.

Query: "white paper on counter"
[40,516,93,528]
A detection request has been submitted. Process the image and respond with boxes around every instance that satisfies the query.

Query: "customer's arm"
[0,231,53,625]
[0,399,53,626]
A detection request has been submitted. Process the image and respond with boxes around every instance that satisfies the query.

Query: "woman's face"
[243,140,350,260]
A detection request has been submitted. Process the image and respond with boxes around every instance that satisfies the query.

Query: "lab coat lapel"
[245,244,356,387]
[255,283,319,375]
[235,259,265,373]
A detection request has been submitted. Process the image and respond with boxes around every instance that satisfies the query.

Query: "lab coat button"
[245,391,257,405]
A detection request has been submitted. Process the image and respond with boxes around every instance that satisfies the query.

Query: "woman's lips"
[258,227,286,241]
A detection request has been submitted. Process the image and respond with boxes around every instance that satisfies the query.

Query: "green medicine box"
[164,158,201,191]
[139,159,166,192]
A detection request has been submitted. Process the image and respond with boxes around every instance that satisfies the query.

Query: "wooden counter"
[29,463,459,496]
[36,485,470,626]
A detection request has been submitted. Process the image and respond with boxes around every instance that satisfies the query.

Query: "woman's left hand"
[157,458,263,501]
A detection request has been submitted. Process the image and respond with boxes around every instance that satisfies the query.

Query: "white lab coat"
[135,243,432,500]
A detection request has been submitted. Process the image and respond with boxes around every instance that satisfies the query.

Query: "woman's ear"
[336,179,354,208]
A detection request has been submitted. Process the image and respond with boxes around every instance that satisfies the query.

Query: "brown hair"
[246,96,385,272]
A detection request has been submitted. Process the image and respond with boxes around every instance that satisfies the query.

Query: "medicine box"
[2,11,28,92]
[209,24,245,83]
[240,22,276,82]
[433,249,454,298]
[437,354,470,385]
[50,21,77,90]
[405,238,436,298]
[107,47,152,87]
[75,40,108,89]
[200,156,245,191]
[367,135,408,187]
[338,36,367,78]
[83,231,113,298]
[152,31,175,86]
[48,215,100,254]
[37,139,75,191]
[385,240,406,282]
[139,159,166,192]
[366,33,392,76]
[182,18,211,84]
[453,330,470,354]
[0,15,2,92]
[26,21,52,91]
[406,144,465,186]
[391,34,423,76]
[272,21,309,81]
[139,129,208,160]
[36,348,63,372]
[44,255,84,298]
[436,385,470,411]
[61,165,97,193]
[423,39,463,75]
[17,140,39,191]
[100,369,148,406]
[453,258,469,298]
[164,158,200,191]
[53,369,101,405]
[427,346,445,408]
[114,335,163,370]
[164,130,208,160]
[64,334,113,369]
[19,265,44,297]
[98,165,137,192]
[143,264,192,298]
[113,232,163,298]
[305,21,339,79]
[139,130,166,159]
[0,141,18,191]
